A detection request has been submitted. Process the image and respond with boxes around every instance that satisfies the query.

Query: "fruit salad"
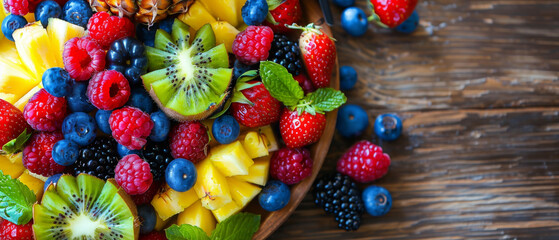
[0,0,345,239]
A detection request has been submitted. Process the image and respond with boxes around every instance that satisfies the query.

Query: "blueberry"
[126,88,153,113]
[332,0,355,8]
[52,139,79,166]
[42,67,73,97]
[62,112,97,146]
[35,0,62,27]
[339,66,357,91]
[61,0,92,28]
[233,59,258,80]
[165,158,197,192]
[341,7,368,37]
[212,115,240,144]
[67,82,96,113]
[259,180,290,211]
[137,204,156,234]
[150,111,170,142]
[117,143,141,158]
[395,11,419,34]
[1,14,27,42]
[242,0,268,26]
[362,185,392,216]
[136,22,159,47]
[43,173,63,192]
[159,16,175,34]
[95,110,112,134]
[336,104,369,138]
[107,37,148,86]
[374,113,403,141]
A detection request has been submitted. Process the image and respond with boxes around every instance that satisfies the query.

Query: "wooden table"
[272,0,559,239]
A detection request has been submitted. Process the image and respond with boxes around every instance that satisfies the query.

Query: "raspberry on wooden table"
[336,140,391,183]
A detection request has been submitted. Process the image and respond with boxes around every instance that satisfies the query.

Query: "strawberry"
[231,79,282,128]
[0,220,34,240]
[368,0,418,28]
[295,24,336,89]
[0,99,31,154]
[264,0,302,33]
[280,109,326,148]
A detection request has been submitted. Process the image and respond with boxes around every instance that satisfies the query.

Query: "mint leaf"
[305,88,347,113]
[260,61,304,107]
[165,224,210,240]
[210,213,260,240]
[0,170,36,225]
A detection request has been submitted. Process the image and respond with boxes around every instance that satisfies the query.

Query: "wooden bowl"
[251,1,340,239]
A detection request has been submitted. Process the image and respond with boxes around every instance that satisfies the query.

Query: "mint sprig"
[165,213,261,240]
[0,170,36,225]
[303,88,347,113]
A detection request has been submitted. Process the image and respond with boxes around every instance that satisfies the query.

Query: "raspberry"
[63,37,106,81]
[87,12,135,49]
[139,231,167,240]
[131,181,162,206]
[3,0,29,16]
[109,107,154,150]
[336,140,391,183]
[169,121,209,164]
[87,70,131,110]
[232,26,274,65]
[115,154,153,195]
[270,147,313,185]
[23,89,67,132]
[0,220,33,240]
[22,131,65,177]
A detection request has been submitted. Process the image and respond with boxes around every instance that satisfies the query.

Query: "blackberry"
[313,172,365,231]
[268,34,303,75]
[141,141,173,181]
[73,137,119,180]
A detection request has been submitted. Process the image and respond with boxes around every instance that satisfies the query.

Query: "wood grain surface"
[272,0,559,239]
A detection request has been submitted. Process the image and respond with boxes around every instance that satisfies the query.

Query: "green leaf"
[266,0,283,10]
[304,88,347,113]
[210,213,261,240]
[2,129,32,154]
[0,170,36,225]
[259,61,304,107]
[165,224,210,240]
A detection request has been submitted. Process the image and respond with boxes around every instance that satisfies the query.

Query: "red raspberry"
[169,121,209,163]
[22,131,65,177]
[0,220,33,240]
[3,0,29,16]
[270,147,313,185]
[232,26,274,65]
[23,89,67,132]
[140,231,167,240]
[131,181,162,206]
[115,154,153,195]
[109,107,154,150]
[231,81,282,128]
[87,70,131,110]
[337,140,391,183]
[87,12,135,49]
[63,37,106,81]
[294,74,315,94]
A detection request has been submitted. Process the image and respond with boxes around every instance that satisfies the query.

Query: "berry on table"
[3,0,29,16]
[23,89,68,132]
[333,0,355,8]
[212,115,240,145]
[268,34,303,76]
[62,112,97,146]
[293,74,315,94]
[142,141,173,181]
[169,121,210,163]
[241,0,268,26]
[231,81,282,128]
[1,14,27,42]
[149,111,170,143]
[374,113,403,141]
[127,88,153,113]
[337,140,391,183]
[109,107,154,150]
[232,26,274,65]
[73,137,119,180]
[106,37,148,86]
[137,204,157,234]
[165,158,197,192]
[270,147,313,185]
[87,11,135,49]
[0,219,34,240]
[87,70,131,110]
[339,66,357,90]
[259,180,291,211]
[63,37,106,81]
[115,154,153,195]
[43,173,62,192]
[66,82,96,113]
[52,139,79,166]
[341,7,369,37]
[35,0,62,27]
[42,67,73,98]
[117,142,141,158]
[95,110,112,134]
[23,131,66,177]
[395,10,419,34]
[368,0,418,28]
[362,185,392,216]
[61,0,92,28]
[336,104,369,138]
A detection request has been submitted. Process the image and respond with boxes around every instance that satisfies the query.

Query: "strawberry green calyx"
[1,129,32,155]
[265,0,283,25]
[367,1,389,28]
[210,70,261,119]
[287,23,337,42]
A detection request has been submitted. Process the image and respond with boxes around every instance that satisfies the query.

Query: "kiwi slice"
[33,174,139,239]
[142,19,233,121]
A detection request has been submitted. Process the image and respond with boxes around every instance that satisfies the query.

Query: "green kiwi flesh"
[33,174,139,240]
[142,19,233,121]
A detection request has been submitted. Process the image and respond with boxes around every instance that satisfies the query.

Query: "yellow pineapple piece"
[0,153,25,179]
[199,0,239,27]
[14,84,43,111]
[178,1,216,31]
[234,156,270,186]
[154,211,171,231]
[242,131,269,159]
[194,159,232,210]
[18,170,45,201]
[235,0,247,25]
[226,177,261,207]
[151,185,198,220]
[47,18,86,66]
[0,40,38,105]
[260,125,279,152]
[210,21,239,53]
[13,22,61,80]
[209,141,253,177]
[177,201,217,236]
[211,201,241,222]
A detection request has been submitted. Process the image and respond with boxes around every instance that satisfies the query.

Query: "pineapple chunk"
[14,84,42,111]
[209,141,253,176]
[178,1,216,31]
[235,0,247,26]
[194,159,232,210]
[0,153,24,179]
[234,156,270,186]
[47,18,86,66]
[227,177,261,207]
[210,21,239,53]
[13,22,60,80]
[154,211,171,231]
[18,170,45,201]
[211,201,241,223]
[259,125,279,152]
[0,48,39,105]
[177,201,217,236]
[199,0,239,27]
[151,185,198,220]
[242,131,269,159]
